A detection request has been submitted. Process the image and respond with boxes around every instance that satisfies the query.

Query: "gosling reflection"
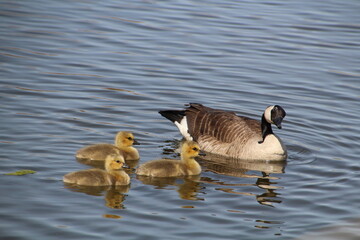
[199,152,286,206]
[104,185,130,209]
[136,175,203,201]
[64,183,130,209]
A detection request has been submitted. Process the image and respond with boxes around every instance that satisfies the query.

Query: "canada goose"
[159,103,287,161]
[63,154,130,186]
[136,141,204,177]
[75,131,140,161]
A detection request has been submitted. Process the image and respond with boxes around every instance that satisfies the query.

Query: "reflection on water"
[64,183,130,209]
[255,219,284,230]
[201,176,282,207]
[2,0,359,238]
[136,175,203,201]
[103,214,122,219]
[158,140,285,206]
[255,177,283,207]
[199,152,286,207]
[104,187,129,209]
[139,142,285,206]
[200,152,286,177]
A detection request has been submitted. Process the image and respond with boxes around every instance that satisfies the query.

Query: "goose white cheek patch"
[174,116,193,141]
[264,105,274,124]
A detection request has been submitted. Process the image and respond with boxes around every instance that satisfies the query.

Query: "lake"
[1,0,360,239]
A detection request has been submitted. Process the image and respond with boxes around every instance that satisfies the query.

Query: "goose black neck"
[258,114,273,144]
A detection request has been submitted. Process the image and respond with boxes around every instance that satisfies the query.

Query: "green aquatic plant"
[4,170,36,176]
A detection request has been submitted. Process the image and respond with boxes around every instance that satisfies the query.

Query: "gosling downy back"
[63,154,130,186]
[159,103,287,161]
[136,141,202,177]
[75,131,139,161]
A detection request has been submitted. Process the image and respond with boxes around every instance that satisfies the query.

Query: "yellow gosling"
[63,154,130,186]
[136,141,203,177]
[75,131,139,161]
[116,131,140,161]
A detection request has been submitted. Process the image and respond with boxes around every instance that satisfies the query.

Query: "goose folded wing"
[186,105,261,144]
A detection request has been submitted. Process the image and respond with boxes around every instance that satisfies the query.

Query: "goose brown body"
[136,141,202,177]
[159,103,287,161]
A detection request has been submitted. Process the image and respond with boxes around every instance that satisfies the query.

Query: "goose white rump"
[159,103,287,161]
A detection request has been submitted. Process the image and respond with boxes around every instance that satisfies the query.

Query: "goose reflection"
[136,175,203,201]
[198,152,286,206]
[199,152,286,177]
[64,183,130,209]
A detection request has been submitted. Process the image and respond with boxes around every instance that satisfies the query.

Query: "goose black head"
[264,105,286,129]
[259,105,286,144]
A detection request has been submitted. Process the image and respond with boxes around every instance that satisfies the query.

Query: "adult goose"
[159,103,287,161]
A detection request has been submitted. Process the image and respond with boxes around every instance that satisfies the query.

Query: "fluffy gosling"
[63,154,130,186]
[136,141,203,177]
[75,131,139,161]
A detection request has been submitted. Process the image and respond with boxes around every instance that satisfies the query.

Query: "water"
[1,0,360,239]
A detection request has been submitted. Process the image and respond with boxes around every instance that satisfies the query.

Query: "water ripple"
[1,0,360,239]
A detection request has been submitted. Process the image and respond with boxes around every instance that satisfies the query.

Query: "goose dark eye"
[128,137,133,140]
[116,160,121,163]
[192,147,198,151]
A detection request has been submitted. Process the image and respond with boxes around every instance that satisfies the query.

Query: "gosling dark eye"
[116,160,121,163]
[192,147,198,151]
[128,137,133,140]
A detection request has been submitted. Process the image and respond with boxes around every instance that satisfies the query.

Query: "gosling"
[75,131,140,161]
[63,154,130,186]
[136,141,204,177]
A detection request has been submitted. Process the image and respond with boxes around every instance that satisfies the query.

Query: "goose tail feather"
[159,110,185,123]
[159,110,193,141]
